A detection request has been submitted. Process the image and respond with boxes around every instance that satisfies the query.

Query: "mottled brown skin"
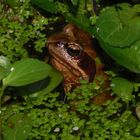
[47,24,113,104]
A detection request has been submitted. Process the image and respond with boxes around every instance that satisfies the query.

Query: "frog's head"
[47,24,96,91]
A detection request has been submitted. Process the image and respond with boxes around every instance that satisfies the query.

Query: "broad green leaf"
[29,68,63,98]
[0,56,11,80]
[99,39,140,73]
[3,58,52,87]
[3,113,32,140]
[111,77,133,102]
[42,68,63,93]
[17,68,63,97]
[96,3,140,47]
[31,0,57,13]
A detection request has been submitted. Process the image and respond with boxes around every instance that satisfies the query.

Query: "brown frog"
[47,24,112,104]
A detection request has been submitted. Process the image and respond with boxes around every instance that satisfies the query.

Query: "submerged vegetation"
[0,0,140,140]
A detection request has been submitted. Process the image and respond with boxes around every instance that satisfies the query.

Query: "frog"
[47,24,113,104]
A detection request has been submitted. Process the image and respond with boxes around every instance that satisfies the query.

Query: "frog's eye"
[66,47,82,57]
[57,41,68,48]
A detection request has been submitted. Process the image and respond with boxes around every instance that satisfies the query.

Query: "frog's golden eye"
[66,47,82,57]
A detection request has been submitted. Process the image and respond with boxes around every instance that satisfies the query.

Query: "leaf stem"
[92,0,98,15]
[0,86,6,108]
[0,83,6,139]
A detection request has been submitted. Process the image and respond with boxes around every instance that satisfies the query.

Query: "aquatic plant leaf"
[3,58,52,87]
[111,77,133,102]
[3,113,32,140]
[31,0,56,13]
[99,39,140,73]
[96,3,140,47]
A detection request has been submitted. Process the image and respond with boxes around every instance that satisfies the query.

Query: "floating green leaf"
[96,3,140,47]
[111,77,133,102]
[3,113,32,140]
[3,59,52,87]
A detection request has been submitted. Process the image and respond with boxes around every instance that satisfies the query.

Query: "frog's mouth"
[50,54,83,77]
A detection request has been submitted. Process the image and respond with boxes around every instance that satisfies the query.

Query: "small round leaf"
[111,77,133,102]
